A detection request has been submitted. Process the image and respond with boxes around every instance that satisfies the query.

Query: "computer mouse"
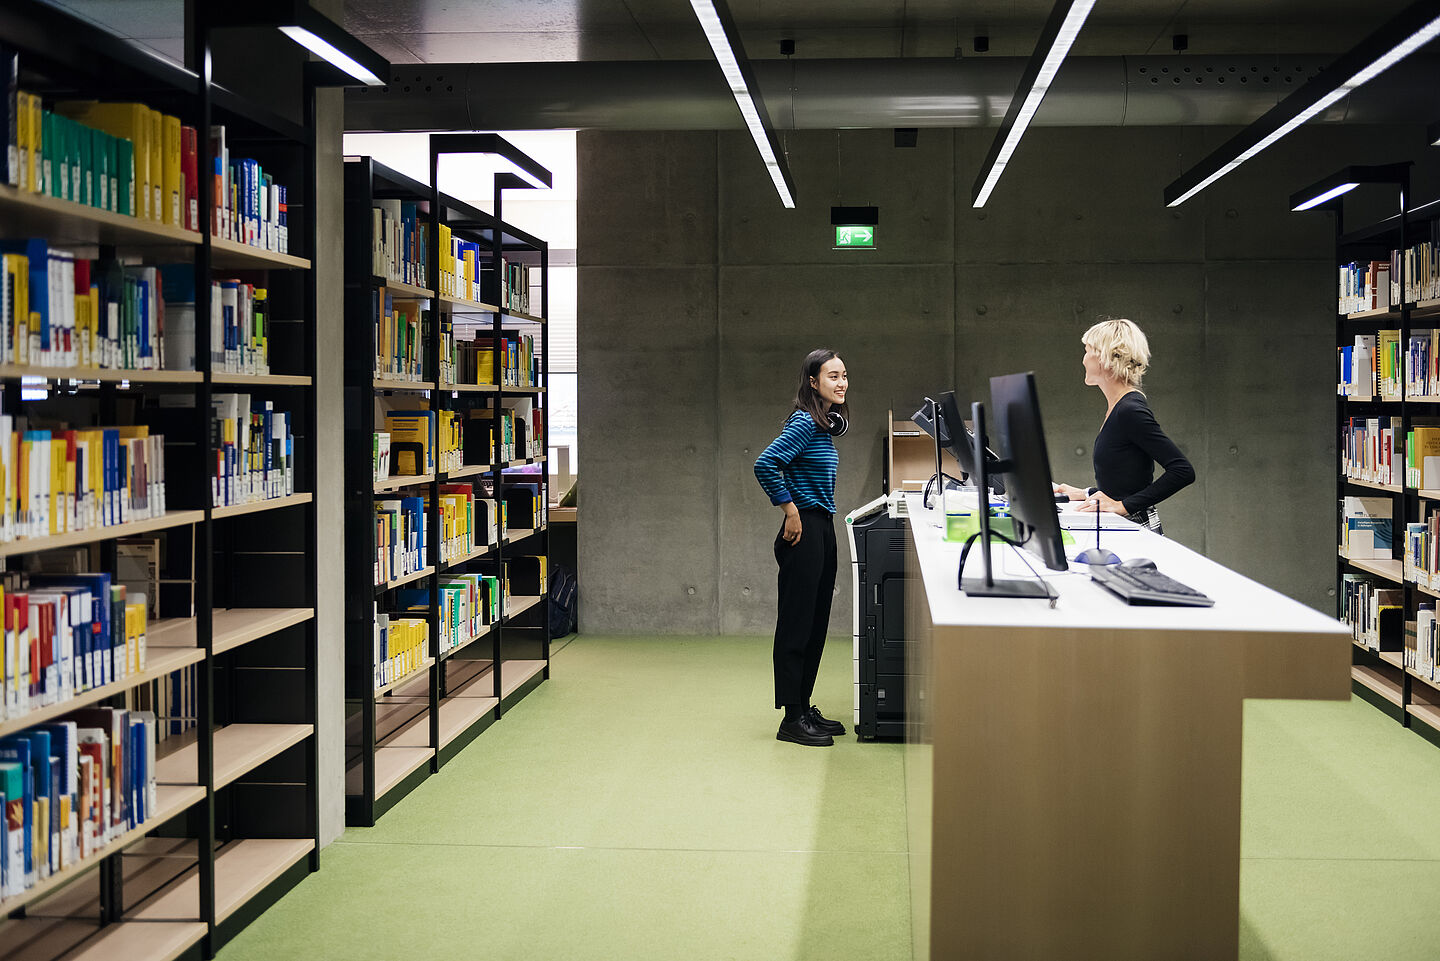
[1121,557,1157,571]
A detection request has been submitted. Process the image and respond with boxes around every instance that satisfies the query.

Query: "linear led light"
[1292,182,1360,210]
[690,0,796,208]
[1289,163,1410,212]
[209,2,389,88]
[1166,1,1440,207]
[280,26,382,85]
[971,0,1097,208]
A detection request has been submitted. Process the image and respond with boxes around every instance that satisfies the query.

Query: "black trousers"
[772,508,837,709]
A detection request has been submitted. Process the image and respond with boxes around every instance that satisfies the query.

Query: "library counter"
[901,493,1350,961]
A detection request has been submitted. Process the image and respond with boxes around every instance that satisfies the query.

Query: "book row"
[1406,603,1440,682]
[0,708,156,901]
[374,611,425,689]
[372,201,427,290]
[378,410,461,478]
[373,289,427,383]
[0,419,165,543]
[1406,508,1440,590]
[1338,239,1440,317]
[1341,573,1401,651]
[498,257,531,315]
[1341,495,1394,561]
[0,244,273,374]
[210,394,295,509]
[393,572,503,659]
[2,58,291,252]
[1341,417,1402,489]
[445,320,539,388]
[0,572,147,722]
[436,224,486,304]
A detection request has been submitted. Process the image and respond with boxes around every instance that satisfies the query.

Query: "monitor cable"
[958,529,1059,607]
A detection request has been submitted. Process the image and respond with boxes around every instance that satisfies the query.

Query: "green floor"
[214,638,1440,961]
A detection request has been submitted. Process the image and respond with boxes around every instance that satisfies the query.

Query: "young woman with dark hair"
[753,348,850,747]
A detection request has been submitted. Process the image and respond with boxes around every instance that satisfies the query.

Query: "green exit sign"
[835,225,875,248]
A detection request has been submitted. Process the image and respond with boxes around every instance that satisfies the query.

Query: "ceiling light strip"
[972,0,1098,207]
[691,0,796,208]
[1165,1,1440,207]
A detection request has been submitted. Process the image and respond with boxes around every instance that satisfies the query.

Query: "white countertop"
[904,492,1348,636]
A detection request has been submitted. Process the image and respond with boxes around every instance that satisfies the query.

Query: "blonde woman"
[1055,318,1194,534]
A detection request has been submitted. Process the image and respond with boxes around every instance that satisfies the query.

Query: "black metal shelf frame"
[341,149,552,828]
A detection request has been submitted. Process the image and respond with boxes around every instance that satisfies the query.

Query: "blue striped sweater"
[754,409,838,514]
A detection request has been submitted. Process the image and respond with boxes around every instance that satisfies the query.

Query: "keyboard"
[1088,565,1215,607]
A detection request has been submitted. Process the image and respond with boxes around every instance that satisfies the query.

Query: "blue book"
[0,737,34,884]
[22,731,51,875]
[30,576,110,692]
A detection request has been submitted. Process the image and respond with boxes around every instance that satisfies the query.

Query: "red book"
[180,126,198,232]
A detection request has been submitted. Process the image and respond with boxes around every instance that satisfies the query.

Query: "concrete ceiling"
[45,0,1421,66]
[340,0,1416,62]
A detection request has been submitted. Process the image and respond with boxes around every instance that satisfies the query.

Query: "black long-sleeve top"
[1091,391,1195,515]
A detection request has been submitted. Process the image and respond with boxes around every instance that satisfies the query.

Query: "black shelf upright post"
[189,7,219,955]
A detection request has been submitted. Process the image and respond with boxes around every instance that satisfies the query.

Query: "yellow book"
[162,113,181,227]
[19,91,38,193]
[125,600,145,674]
[14,90,28,193]
[49,437,63,535]
[57,101,150,220]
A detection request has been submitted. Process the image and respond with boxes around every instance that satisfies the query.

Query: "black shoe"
[777,713,834,747]
[808,706,847,737]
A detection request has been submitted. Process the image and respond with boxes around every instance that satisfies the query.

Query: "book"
[1341,495,1393,559]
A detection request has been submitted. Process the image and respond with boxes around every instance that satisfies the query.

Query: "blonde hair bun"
[1082,318,1150,388]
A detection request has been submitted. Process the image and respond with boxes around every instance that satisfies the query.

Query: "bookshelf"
[0,1,349,957]
[342,153,551,826]
[1327,173,1440,743]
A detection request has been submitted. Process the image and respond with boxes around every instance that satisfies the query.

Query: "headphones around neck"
[824,410,849,437]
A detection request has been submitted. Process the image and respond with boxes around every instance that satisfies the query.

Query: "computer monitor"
[909,391,1006,495]
[987,371,1068,573]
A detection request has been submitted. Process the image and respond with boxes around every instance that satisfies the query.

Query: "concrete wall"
[578,124,1440,636]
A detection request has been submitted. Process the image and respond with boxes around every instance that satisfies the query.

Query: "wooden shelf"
[1379,650,1405,669]
[1418,489,1440,500]
[0,365,204,384]
[375,473,435,493]
[209,236,311,271]
[376,659,434,698]
[0,183,201,250]
[549,507,577,524]
[373,377,435,391]
[1408,700,1440,730]
[0,644,205,740]
[212,607,315,655]
[0,782,205,918]
[440,623,497,661]
[500,659,547,700]
[441,543,494,570]
[1407,666,1440,691]
[1352,664,1403,706]
[1414,581,1440,601]
[503,309,546,324]
[1339,551,1404,583]
[1341,476,1402,493]
[378,565,434,591]
[0,918,206,961]
[156,723,312,790]
[1344,306,1401,320]
[504,525,546,544]
[436,692,497,750]
[1410,298,1440,319]
[211,372,312,387]
[439,381,499,393]
[120,836,314,925]
[507,594,543,620]
[440,294,501,313]
[345,745,435,797]
[379,278,435,300]
[0,509,205,560]
[212,492,313,520]
[444,464,489,480]
[1408,395,1440,403]
[503,386,546,395]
